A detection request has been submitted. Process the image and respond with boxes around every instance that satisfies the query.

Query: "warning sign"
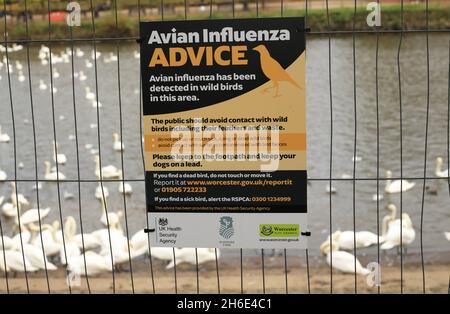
[140,17,307,248]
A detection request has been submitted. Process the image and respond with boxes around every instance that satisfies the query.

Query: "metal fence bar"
[172,247,178,293]
[419,0,431,294]
[2,30,450,46]
[136,0,157,295]
[88,0,116,294]
[23,0,51,294]
[2,0,30,293]
[325,0,334,294]
[46,0,73,294]
[254,2,267,295]
[214,248,220,293]
[304,0,311,294]
[351,0,358,294]
[448,35,450,197]
[397,0,405,293]
[112,0,135,294]
[375,0,381,295]
[67,7,92,292]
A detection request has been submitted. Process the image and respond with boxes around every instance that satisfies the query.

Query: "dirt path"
[1,258,448,294]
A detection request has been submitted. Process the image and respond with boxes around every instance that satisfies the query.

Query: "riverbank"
[0,4,448,41]
[1,253,449,293]
[0,261,448,293]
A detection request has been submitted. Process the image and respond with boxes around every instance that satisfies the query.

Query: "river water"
[0,33,449,258]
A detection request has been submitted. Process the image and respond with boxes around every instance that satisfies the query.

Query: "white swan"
[371,193,384,202]
[0,195,17,219]
[95,184,109,200]
[1,250,38,272]
[380,213,416,250]
[15,60,23,71]
[11,230,31,248]
[118,175,132,195]
[99,196,123,229]
[68,251,112,276]
[85,59,93,68]
[435,157,449,178]
[0,252,6,272]
[91,228,124,252]
[94,155,122,179]
[113,133,124,151]
[59,216,81,265]
[0,170,5,181]
[53,68,60,79]
[103,242,131,266]
[53,141,67,165]
[320,241,370,275]
[92,227,130,266]
[10,182,29,207]
[18,71,25,82]
[385,170,415,193]
[2,200,19,218]
[326,184,337,194]
[31,222,62,257]
[129,230,172,260]
[91,51,101,59]
[74,233,101,251]
[166,248,218,269]
[444,232,450,241]
[103,52,118,63]
[44,161,66,180]
[16,207,51,226]
[14,243,57,271]
[0,235,13,250]
[78,71,87,81]
[39,79,47,90]
[75,48,84,57]
[323,230,384,251]
[129,230,150,258]
[380,204,416,250]
[92,100,102,108]
[0,125,10,143]
[85,86,95,100]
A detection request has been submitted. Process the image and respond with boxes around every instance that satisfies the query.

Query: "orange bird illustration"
[253,44,302,97]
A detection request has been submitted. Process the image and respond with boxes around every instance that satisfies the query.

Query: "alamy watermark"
[67,2,81,27]
[366,2,382,27]
[366,262,381,287]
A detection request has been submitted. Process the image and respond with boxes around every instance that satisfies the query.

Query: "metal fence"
[0,0,449,294]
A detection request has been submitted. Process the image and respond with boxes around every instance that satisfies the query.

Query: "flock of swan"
[0,45,219,277]
[0,206,218,276]
[320,202,448,276]
[321,155,450,276]
[0,139,217,277]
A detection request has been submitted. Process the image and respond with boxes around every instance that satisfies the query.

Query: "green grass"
[0,4,448,41]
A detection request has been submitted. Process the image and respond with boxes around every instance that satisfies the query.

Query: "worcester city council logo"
[219,216,234,239]
[260,225,273,236]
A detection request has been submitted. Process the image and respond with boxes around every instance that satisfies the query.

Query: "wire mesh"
[0,0,448,294]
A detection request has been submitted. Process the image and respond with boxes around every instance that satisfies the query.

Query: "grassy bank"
[0,4,448,41]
